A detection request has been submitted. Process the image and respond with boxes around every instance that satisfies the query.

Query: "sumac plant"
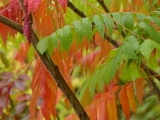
[0,0,160,120]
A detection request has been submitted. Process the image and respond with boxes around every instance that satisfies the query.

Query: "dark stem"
[141,63,160,100]
[67,0,86,18]
[96,0,126,38]
[0,15,90,120]
[97,0,110,13]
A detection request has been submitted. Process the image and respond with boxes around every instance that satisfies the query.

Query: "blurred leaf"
[36,36,50,55]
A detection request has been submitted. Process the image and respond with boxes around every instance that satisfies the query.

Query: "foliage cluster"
[0,0,160,120]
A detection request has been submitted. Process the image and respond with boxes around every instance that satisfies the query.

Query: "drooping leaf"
[140,39,160,60]
[136,14,147,22]
[107,93,117,120]
[31,59,57,120]
[50,33,58,48]
[89,70,101,98]
[119,86,130,120]
[93,15,105,38]
[112,13,124,34]
[146,16,160,26]
[97,100,107,120]
[127,35,140,52]
[139,22,160,44]
[101,14,114,37]
[135,78,144,104]
[58,25,72,51]
[36,36,50,54]
[123,12,134,30]
[0,0,23,45]
[122,37,137,59]
[73,20,85,43]
[24,0,42,15]
[82,18,92,42]
[127,82,136,114]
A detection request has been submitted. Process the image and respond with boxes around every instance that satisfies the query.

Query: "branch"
[0,15,90,120]
[141,63,160,100]
[67,0,86,18]
[67,1,160,97]
[97,0,110,13]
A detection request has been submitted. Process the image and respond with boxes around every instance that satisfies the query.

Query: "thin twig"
[67,0,160,83]
[96,0,126,37]
[83,0,145,40]
[0,15,90,120]
[141,63,160,100]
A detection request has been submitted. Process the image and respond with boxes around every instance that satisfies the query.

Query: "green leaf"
[122,41,137,59]
[50,33,58,48]
[127,35,140,52]
[146,16,160,26]
[47,41,54,57]
[89,70,100,98]
[139,22,160,44]
[73,20,84,43]
[62,25,72,51]
[140,39,160,60]
[93,15,105,38]
[101,14,114,37]
[36,36,50,54]
[56,26,72,51]
[112,13,124,34]
[82,18,92,42]
[123,12,134,30]
[137,14,147,22]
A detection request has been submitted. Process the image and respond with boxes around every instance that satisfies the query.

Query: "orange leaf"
[65,113,79,120]
[135,78,144,104]
[31,58,57,119]
[127,82,136,114]
[107,93,117,120]
[30,83,41,120]
[0,0,23,45]
[119,86,130,120]
[97,100,107,120]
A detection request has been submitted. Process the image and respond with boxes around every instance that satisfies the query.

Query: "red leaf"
[58,0,67,12]
[0,0,23,45]
[31,58,57,119]
[135,78,144,104]
[30,83,41,119]
[97,100,107,120]
[23,4,31,43]
[33,0,61,37]
[127,82,136,114]
[119,86,130,120]
[24,0,42,15]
